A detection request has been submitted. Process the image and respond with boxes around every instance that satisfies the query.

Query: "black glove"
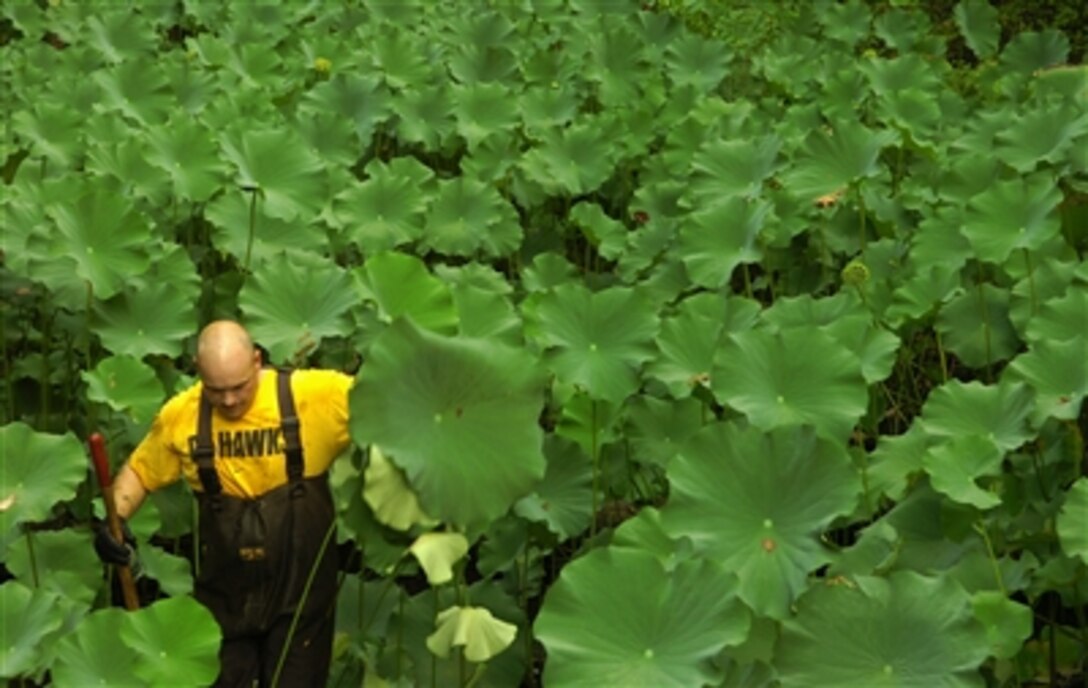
[93,519,136,566]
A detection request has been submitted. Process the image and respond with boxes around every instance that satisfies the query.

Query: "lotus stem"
[935,330,949,383]
[859,447,874,520]
[1023,248,1037,316]
[973,522,1006,597]
[857,185,867,253]
[742,263,753,299]
[459,648,467,687]
[590,399,600,538]
[38,311,51,428]
[26,528,40,588]
[270,519,337,688]
[1030,445,1050,502]
[432,588,438,688]
[975,274,993,382]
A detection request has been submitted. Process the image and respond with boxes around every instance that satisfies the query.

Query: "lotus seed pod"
[841,260,870,286]
[314,57,332,74]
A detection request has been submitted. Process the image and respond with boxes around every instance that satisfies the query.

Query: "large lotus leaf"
[422,177,522,258]
[918,380,1034,451]
[936,284,1021,369]
[555,394,621,459]
[94,59,171,126]
[520,121,616,196]
[776,572,989,687]
[570,202,628,260]
[353,251,458,335]
[861,53,942,96]
[10,102,83,168]
[782,120,898,201]
[923,435,1005,510]
[138,546,194,597]
[450,283,522,344]
[363,445,436,531]
[0,424,86,538]
[0,581,63,679]
[514,435,593,540]
[332,157,433,253]
[972,591,1033,660]
[661,424,859,618]
[869,425,932,502]
[535,547,749,687]
[1001,29,1069,75]
[84,133,170,205]
[1006,337,1087,422]
[240,251,356,363]
[409,532,470,586]
[625,395,704,468]
[523,284,659,404]
[687,136,780,203]
[86,10,156,62]
[219,128,326,223]
[426,605,517,663]
[664,30,732,92]
[350,320,545,529]
[372,30,436,90]
[44,186,152,301]
[954,0,999,60]
[92,281,197,358]
[962,175,1063,264]
[205,191,327,263]
[1057,478,1088,564]
[452,82,519,148]
[712,327,868,442]
[82,355,166,426]
[5,529,102,612]
[120,597,221,686]
[391,81,457,149]
[1027,286,1087,343]
[584,24,645,107]
[145,118,227,202]
[51,609,144,686]
[678,197,770,289]
[300,73,391,144]
[996,103,1088,172]
[647,292,760,398]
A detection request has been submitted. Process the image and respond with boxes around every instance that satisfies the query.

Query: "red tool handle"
[88,433,140,611]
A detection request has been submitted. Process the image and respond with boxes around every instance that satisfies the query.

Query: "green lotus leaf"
[514,436,593,541]
[918,380,1034,451]
[93,59,170,127]
[240,251,357,363]
[292,109,357,167]
[422,177,522,258]
[0,581,63,680]
[350,319,545,530]
[936,284,1021,369]
[426,605,517,663]
[776,572,990,687]
[962,175,1063,264]
[87,11,156,63]
[452,82,518,149]
[11,102,83,168]
[219,128,326,223]
[82,355,166,426]
[84,133,169,205]
[1057,478,1088,564]
[662,423,858,618]
[887,264,960,325]
[874,7,931,52]
[821,314,901,384]
[524,283,659,404]
[861,54,942,96]
[520,120,616,196]
[205,190,328,263]
[972,592,1032,660]
[585,24,645,107]
[535,547,749,687]
[555,394,621,458]
[145,118,229,202]
[410,532,470,586]
[0,424,87,539]
[923,435,1005,510]
[869,425,932,502]
[996,103,1088,172]
[5,529,102,610]
[51,609,142,687]
[354,251,458,335]
[300,73,391,144]
[954,0,1000,60]
[519,84,580,133]
[570,202,628,261]
[332,157,433,253]
[44,185,152,301]
[363,445,436,531]
[138,546,194,597]
[449,283,521,343]
[1000,29,1069,75]
[678,197,770,289]
[520,252,578,294]
[448,44,519,85]
[783,120,897,202]
[92,281,197,359]
[820,0,871,46]
[712,327,868,442]
[1006,337,1087,422]
[121,597,221,687]
[625,395,704,468]
[664,30,731,92]
[1028,286,1087,343]
[372,30,437,90]
[687,136,781,204]
[647,292,760,398]
[391,82,456,150]
[878,88,943,145]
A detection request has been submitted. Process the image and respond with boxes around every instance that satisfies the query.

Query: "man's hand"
[93,519,136,566]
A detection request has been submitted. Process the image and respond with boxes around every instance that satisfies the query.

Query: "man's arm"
[111,463,149,520]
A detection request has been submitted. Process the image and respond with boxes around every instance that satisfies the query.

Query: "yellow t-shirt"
[129,368,354,498]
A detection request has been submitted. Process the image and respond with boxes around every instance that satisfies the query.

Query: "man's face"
[200,350,262,421]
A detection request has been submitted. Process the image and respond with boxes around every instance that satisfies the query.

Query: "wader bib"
[191,370,337,640]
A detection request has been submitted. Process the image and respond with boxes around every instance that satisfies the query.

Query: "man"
[94,320,354,687]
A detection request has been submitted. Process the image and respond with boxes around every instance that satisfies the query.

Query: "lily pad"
[426,605,517,663]
[81,355,165,426]
[1057,478,1088,565]
[0,424,87,543]
[0,581,63,680]
[409,532,470,586]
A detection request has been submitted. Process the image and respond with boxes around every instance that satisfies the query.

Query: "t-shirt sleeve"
[127,400,185,492]
[298,370,354,473]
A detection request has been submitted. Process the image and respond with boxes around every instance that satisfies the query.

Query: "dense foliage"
[1,0,1086,686]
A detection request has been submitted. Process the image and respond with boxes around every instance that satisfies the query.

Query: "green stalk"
[590,399,600,538]
[431,587,439,688]
[935,330,949,383]
[26,529,40,588]
[975,276,994,382]
[396,588,405,680]
[973,522,1006,596]
[270,520,337,688]
[741,263,753,300]
[859,446,874,520]
[857,185,867,253]
[1022,248,1037,316]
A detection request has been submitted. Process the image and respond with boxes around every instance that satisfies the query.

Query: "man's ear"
[254,349,263,367]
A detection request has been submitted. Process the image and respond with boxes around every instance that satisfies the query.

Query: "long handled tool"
[88,433,140,610]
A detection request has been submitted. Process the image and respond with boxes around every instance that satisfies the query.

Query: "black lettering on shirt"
[218,431,233,458]
[189,427,287,461]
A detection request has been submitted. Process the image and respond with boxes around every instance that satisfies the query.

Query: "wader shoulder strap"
[276,369,304,484]
[194,393,222,496]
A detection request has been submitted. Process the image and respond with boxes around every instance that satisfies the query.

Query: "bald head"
[197,321,262,420]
